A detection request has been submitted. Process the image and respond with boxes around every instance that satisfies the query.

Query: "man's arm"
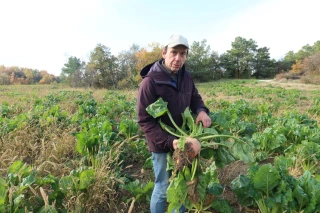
[137,77,176,150]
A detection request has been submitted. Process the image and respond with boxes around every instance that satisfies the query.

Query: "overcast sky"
[1,0,319,76]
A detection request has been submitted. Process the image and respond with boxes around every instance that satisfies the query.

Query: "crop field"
[1,79,320,213]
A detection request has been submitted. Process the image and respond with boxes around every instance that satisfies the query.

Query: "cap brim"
[167,43,189,48]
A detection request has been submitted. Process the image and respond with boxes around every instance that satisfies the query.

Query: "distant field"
[1,80,320,213]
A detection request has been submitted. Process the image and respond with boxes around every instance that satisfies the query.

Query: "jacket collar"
[140,59,186,79]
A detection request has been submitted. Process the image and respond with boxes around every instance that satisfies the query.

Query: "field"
[1,79,320,213]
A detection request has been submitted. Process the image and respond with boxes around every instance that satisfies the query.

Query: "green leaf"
[177,136,187,150]
[8,160,24,175]
[211,198,234,213]
[231,175,255,206]
[253,164,280,195]
[13,194,24,212]
[167,174,188,212]
[19,171,36,193]
[183,107,195,133]
[196,174,208,201]
[232,142,254,164]
[21,171,36,187]
[146,98,168,118]
[166,153,175,171]
[8,161,32,186]
[36,174,56,186]
[182,166,192,182]
[75,132,88,155]
[207,183,223,196]
[204,162,219,183]
[79,169,95,190]
[0,178,7,212]
[121,180,154,202]
[37,205,58,213]
[214,146,236,168]
[204,127,219,135]
[59,176,76,194]
[143,156,153,169]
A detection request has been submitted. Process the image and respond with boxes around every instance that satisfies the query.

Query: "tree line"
[1,36,320,87]
[0,66,58,85]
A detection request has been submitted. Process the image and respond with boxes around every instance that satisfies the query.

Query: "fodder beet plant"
[146,98,254,213]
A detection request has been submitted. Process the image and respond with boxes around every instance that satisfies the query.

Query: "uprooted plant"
[146,98,254,213]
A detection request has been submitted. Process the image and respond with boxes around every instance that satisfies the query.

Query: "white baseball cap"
[166,34,189,48]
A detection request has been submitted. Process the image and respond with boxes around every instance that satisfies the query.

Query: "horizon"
[1,0,319,76]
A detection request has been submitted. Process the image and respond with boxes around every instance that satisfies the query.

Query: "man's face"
[162,45,188,73]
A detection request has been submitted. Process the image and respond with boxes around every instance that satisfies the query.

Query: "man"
[137,34,211,213]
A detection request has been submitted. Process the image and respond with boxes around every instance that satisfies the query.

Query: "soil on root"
[172,142,194,173]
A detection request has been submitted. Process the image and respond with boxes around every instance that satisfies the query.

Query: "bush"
[300,74,320,84]
[0,73,10,85]
[303,52,320,75]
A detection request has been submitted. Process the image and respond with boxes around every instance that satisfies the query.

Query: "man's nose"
[174,54,181,61]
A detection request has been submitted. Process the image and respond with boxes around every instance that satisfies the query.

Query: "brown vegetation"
[276,52,320,84]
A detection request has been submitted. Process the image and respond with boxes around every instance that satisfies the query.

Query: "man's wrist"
[196,108,206,114]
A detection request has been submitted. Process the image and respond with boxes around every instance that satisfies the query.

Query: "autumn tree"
[39,71,57,84]
[22,68,36,84]
[87,44,119,88]
[291,60,304,75]
[117,44,140,88]
[135,43,162,83]
[303,52,320,75]
[0,72,10,85]
[281,40,320,72]
[276,51,295,73]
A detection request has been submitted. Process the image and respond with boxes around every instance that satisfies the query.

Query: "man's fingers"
[203,119,211,128]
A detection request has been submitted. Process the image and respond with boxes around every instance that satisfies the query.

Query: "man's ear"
[162,49,166,58]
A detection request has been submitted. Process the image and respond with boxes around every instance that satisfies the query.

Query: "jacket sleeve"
[190,81,210,115]
[137,77,176,150]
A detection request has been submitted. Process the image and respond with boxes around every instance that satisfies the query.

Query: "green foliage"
[232,162,320,213]
[1,101,10,117]
[146,97,168,118]
[75,117,115,166]
[87,44,119,88]
[61,56,84,76]
[147,98,254,165]
[1,159,100,212]
[119,117,139,139]
[187,39,216,82]
[147,98,252,212]
[121,180,154,202]
[221,37,276,79]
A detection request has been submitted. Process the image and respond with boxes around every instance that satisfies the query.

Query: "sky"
[1,0,319,76]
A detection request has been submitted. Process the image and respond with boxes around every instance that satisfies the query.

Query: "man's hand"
[173,137,201,158]
[186,137,201,157]
[196,111,211,128]
[173,139,179,150]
